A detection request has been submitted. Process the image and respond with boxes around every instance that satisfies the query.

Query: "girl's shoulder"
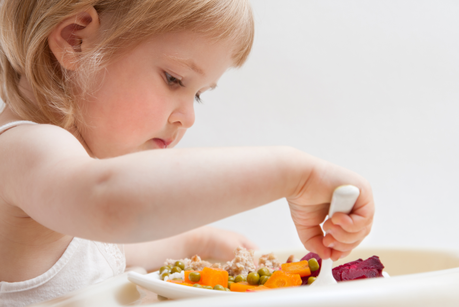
[0,121,90,199]
[0,120,38,134]
[0,120,91,216]
[0,121,87,159]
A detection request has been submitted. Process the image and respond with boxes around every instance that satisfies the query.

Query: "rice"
[163,271,184,282]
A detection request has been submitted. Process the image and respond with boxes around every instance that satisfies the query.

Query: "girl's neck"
[69,124,96,158]
[0,105,23,126]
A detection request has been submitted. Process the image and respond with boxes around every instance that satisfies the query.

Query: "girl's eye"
[165,72,184,87]
[165,71,202,103]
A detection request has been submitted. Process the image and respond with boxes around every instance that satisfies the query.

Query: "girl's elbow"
[92,175,141,242]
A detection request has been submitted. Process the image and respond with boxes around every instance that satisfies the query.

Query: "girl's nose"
[168,99,195,128]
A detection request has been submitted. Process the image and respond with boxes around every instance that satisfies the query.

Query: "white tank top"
[0,121,126,307]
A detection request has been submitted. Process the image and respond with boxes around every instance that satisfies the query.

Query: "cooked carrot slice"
[200,267,228,288]
[281,260,311,277]
[246,285,272,292]
[166,280,193,287]
[264,271,302,288]
[230,282,258,292]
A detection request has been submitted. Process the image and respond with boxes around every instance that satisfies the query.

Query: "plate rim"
[128,270,242,299]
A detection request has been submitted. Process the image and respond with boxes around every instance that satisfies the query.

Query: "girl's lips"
[152,138,172,149]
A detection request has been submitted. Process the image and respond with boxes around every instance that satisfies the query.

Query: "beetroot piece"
[299,252,323,284]
[332,256,384,282]
[297,253,385,285]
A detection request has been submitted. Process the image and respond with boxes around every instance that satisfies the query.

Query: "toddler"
[0,0,374,306]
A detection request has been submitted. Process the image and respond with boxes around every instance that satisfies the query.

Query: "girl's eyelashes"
[195,93,202,104]
[165,71,184,87]
[164,71,203,103]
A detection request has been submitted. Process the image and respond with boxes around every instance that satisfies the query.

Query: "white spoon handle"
[310,185,360,287]
[328,185,360,217]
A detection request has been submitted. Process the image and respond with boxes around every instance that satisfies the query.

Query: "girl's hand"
[125,226,257,271]
[287,159,374,261]
[185,226,258,261]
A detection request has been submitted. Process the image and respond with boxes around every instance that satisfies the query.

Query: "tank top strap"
[0,120,38,135]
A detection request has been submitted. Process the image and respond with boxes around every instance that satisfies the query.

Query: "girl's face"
[78,31,234,158]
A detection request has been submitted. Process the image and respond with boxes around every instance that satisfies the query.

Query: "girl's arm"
[0,124,373,260]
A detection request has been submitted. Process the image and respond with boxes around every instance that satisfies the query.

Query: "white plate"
[128,270,390,300]
[128,271,243,300]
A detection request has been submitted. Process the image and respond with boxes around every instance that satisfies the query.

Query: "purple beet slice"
[299,252,323,284]
[332,255,384,281]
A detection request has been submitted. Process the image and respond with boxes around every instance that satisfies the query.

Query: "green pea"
[257,267,271,277]
[247,272,260,285]
[174,261,185,270]
[308,258,320,272]
[159,268,170,276]
[307,276,316,285]
[189,272,201,282]
[228,276,235,282]
[204,286,213,290]
[213,284,225,291]
[192,284,202,288]
[234,275,246,283]
[171,266,182,274]
[160,272,170,280]
[225,288,231,291]
[259,275,270,285]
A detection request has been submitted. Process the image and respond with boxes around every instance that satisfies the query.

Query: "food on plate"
[332,255,384,281]
[257,252,282,271]
[263,270,302,288]
[164,254,221,271]
[184,267,229,288]
[199,267,229,288]
[230,281,259,292]
[298,252,385,285]
[300,252,323,278]
[281,260,311,277]
[223,247,257,276]
[161,247,386,292]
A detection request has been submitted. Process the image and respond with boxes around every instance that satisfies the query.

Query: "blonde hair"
[0,0,254,129]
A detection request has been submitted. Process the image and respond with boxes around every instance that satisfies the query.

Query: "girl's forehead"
[141,31,235,68]
[164,55,205,76]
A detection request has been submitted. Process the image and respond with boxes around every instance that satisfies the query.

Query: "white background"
[2,1,458,252]
[177,0,459,251]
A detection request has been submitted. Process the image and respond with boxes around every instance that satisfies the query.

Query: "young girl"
[0,0,374,306]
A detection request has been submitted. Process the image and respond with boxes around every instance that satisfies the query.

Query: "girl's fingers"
[330,249,352,261]
[288,184,374,261]
[322,221,372,244]
[323,233,363,253]
[328,205,374,233]
[294,223,332,260]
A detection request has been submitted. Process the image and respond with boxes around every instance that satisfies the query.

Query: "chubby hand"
[287,159,374,261]
[185,226,258,261]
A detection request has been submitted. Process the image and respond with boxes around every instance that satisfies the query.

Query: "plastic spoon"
[310,185,360,287]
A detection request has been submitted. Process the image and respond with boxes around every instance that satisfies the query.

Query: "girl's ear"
[48,7,100,71]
